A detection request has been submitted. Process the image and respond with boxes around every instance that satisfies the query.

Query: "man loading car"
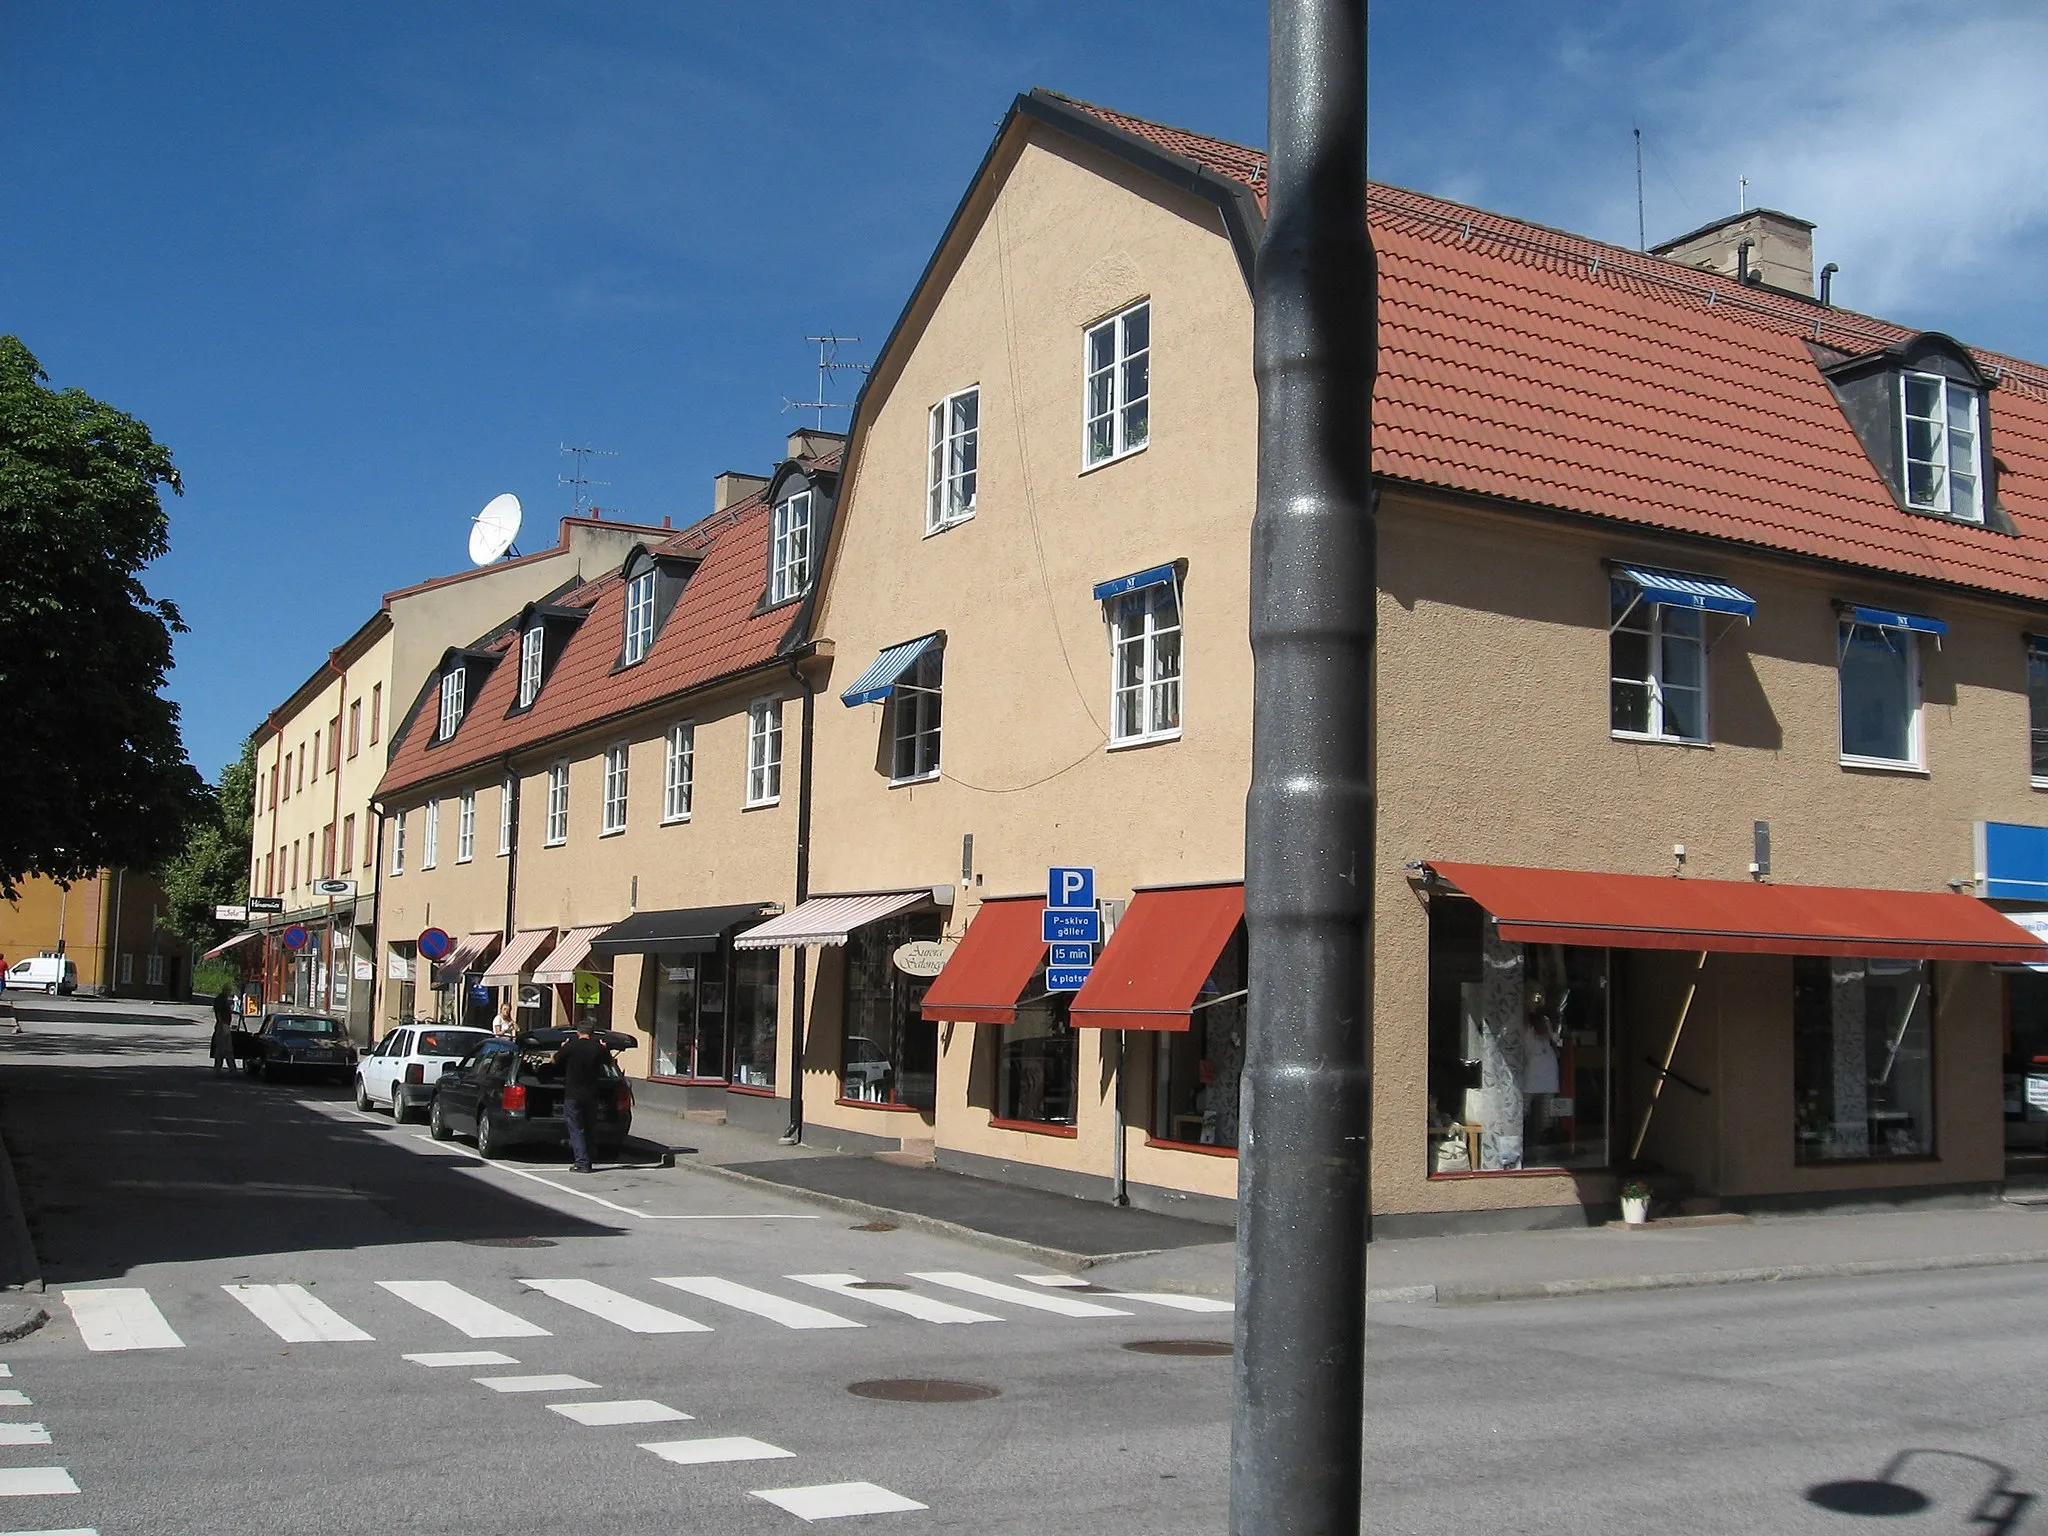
[550,1020,611,1173]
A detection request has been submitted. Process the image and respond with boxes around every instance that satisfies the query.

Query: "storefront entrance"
[842,910,943,1111]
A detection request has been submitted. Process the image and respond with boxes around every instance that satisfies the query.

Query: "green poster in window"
[573,971,602,1006]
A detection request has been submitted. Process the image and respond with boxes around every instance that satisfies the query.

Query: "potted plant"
[1620,1179,1654,1226]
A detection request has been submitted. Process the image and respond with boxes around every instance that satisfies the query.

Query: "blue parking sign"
[1043,908,1102,944]
[1049,943,1093,967]
[1046,967,1092,992]
[1048,866,1095,910]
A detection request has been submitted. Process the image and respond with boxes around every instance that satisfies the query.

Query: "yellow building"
[0,870,178,998]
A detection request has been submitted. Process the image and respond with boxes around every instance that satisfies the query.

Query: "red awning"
[1428,861,2048,964]
[1070,883,1244,1032]
[921,898,1046,1024]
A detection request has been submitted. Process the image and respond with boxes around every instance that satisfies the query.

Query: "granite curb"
[0,1302,47,1341]
[680,1157,1163,1272]
[1366,1246,2048,1306]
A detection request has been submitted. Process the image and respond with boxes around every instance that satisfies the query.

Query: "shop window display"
[995,981,1077,1127]
[841,911,942,1111]
[1793,957,1933,1162]
[652,948,726,1080]
[728,950,779,1089]
[1153,925,1247,1149]
[2004,971,2048,1157]
[1425,899,1611,1173]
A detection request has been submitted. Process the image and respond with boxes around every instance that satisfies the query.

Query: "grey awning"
[589,903,778,956]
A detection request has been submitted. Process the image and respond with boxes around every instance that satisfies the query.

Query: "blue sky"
[10,1,2047,782]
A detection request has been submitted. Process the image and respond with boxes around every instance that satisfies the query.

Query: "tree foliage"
[158,734,258,954]
[0,336,204,897]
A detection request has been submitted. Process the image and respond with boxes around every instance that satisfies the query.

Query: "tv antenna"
[1632,126,1646,251]
[468,493,523,566]
[781,334,868,428]
[559,443,615,515]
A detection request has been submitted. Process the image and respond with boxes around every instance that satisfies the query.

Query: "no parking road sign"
[417,927,454,962]
[280,925,309,952]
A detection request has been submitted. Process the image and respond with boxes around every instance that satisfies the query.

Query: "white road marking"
[654,1276,862,1330]
[402,1350,520,1368]
[751,1482,929,1520]
[0,1528,98,1535]
[640,1436,793,1465]
[788,1274,1000,1325]
[0,1425,50,1446]
[0,1469,79,1496]
[377,1282,549,1339]
[473,1374,598,1394]
[61,1289,183,1352]
[223,1284,373,1343]
[0,1394,27,1408]
[404,1135,815,1221]
[1019,1274,1235,1313]
[549,1399,692,1426]
[518,1279,710,1334]
[0,1365,13,1375]
[911,1271,1130,1317]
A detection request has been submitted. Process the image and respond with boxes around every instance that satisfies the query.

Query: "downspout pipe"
[781,650,818,1146]
[1236,2,1375,1532]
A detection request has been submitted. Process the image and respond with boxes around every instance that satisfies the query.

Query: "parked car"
[5,956,76,995]
[429,1029,636,1160]
[356,1023,492,1122]
[241,1012,358,1083]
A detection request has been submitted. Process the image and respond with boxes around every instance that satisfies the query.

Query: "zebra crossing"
[58,1269,1231,1353]
[0,1362,95,1536]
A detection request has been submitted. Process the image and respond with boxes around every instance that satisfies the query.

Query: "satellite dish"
[468,494,523,565]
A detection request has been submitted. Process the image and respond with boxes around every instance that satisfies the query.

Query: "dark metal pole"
[782,653,817,1145]
[1235,1,1375,1532]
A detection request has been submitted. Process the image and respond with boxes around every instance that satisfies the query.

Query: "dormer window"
[518,626,544,707]
[437,669,465,741]
[1902,372,1981,521]
[770,490,812,605]
[623,569,657,664]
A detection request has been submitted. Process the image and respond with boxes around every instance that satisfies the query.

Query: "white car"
[356,1024,493,1122]
[5,956,75,994]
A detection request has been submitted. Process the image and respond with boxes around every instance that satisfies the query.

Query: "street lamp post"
[1235,1,1376,1533]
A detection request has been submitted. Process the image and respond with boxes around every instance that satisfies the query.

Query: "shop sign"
[214,904,248,923]
[313,878,356,899]
[353,957,375,981]
[247,895,284,915]
[665,966,697,982]
[2029,1076,2048,1115]
[893,940,950,978]
[387,950,414,981]
[573,971,603,1006]
[519,986,543,1008]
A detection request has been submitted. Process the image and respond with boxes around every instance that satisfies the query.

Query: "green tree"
[159,734,258,952]
[0,336,204,897]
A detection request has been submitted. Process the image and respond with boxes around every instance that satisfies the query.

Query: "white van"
[5,956,76,994]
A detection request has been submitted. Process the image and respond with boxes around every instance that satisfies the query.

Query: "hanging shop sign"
[313,878,356,899]
[247,896,284,915]
[519,986,543,1009]
[387,950,414,981]
[353,957,375,982]
[214,904,249,923]
[572,971,603,1006]
[893,940,951,978]
[281,925,310,952]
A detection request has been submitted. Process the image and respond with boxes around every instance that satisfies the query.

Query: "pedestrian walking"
[0,951,14,1035]
[551,1020,610,1173]
[210,988,237,1074]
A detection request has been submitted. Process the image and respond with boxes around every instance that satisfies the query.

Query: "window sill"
[420,863,438,873]
[836,1096,927,1113]
[497,849,511,859]
[888,772,941,789]
[1839,755,1929,777]
[1792,1151,1938,1168]
[599,826,626,839]
[1079,441,1148,477]
[1145,1135,1237,1159]
[989,1116,1077,1139]
[743,798,782,812]
[455,856,472,865]
[1108,729,1181,753]
[1427,1167,1604,1181]
[923,511,975,539]
[660,813,692,826]
[726,1082,777,1098]
[1611,730,1711,749]
[2031,778,2048,793]
[543,838,567,849]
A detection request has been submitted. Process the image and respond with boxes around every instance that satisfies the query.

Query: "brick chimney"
[1651,209,1816,297]
[712,471,769,513]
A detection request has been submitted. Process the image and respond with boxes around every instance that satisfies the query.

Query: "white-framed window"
[146,952,164,986]
[437,668,464,740]
[118,953,132,985]
[498,775,515,855]
[623,570,657,664]
[1839,620,1923,769]
[457,790,475,862]
[891,649,943,783]
[664,722,695,823]
[769,490,813,605]
[390,811,406,875]
[519,625,544,706]
[747,699,784,806]
[421,799,440,868]
[545,763,569,845]
[602,744,629,835]
[1084,301,1150,467]
[1610,586,1707,743]
[1902,372,1981,521]
[1109,581,1182,744]
[927,388,979,532]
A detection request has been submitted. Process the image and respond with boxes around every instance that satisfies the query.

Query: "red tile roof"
[1051,94,2048,603]
[376,466,834,801]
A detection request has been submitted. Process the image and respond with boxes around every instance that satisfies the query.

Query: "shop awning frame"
[590,903,779,955]
[733,891,934,950]
[1842,603,1947,643]
[531,925,611,984]
[1091,563,1178,603]
[840,634,943,708]
[921,897,1046,1024]
[1070,882,1245,1032]
[1609,563,1756,621]
[481,928,557,982]
[433,931,502,987]
[201,931,260,961]
[1425,861,2048,964]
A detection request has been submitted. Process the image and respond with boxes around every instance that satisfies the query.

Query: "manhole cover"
[462,1236,558,1248]
[848,1379,1000,1403]
[1123,1339,1232,1357]
[850,1221,897,1232]
[847,1280,910,1290]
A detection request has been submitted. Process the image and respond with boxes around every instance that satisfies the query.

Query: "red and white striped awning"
[201,931,260,961]
[481,928,557,983]
[732,891,930,949]
[531,925,611,984]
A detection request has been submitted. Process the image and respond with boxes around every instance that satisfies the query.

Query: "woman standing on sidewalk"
[210,989,236,1073]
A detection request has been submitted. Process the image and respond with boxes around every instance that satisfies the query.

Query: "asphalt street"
[0,1004,2040,1533]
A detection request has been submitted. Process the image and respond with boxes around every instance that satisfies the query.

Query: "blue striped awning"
[1846,605,1947,638]
[1092,564,1177,602]
[1612,565,1756,619]
[840,633,942,707]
